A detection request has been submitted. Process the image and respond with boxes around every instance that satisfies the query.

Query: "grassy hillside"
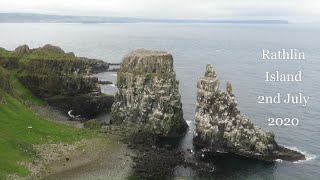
[0,69,92,179]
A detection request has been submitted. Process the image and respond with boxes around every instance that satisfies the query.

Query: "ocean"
[0,23,319,179]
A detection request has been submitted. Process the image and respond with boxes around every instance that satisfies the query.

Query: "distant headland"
[0,13,289,24]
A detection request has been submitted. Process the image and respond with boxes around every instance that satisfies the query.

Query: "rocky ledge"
[111,49,188,137]
[194,64,305,162]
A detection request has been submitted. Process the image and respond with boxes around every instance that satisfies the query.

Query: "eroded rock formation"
[111,49,188,137]
[194,64,305,162]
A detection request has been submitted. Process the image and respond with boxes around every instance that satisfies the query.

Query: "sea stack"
[111,49,188,137]
[194,64,305,162]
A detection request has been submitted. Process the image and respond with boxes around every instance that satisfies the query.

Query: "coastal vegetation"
[0,67,92,179]
[0,45,112,179]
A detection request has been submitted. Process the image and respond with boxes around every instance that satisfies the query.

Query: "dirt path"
[44,136,133,180]
[8,105,134,180]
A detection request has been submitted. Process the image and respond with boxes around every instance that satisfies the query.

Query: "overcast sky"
[0,0,319,22]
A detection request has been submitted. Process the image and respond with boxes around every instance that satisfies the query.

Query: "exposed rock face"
[111,49,188,137]
[47,94,114,119]
[78,57,109,74]
[14,44,31,55]
[18,74,99,98]
[194,64,305,162]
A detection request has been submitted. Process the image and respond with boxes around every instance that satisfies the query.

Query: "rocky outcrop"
[194,64,305,162]
[111,49,188,137]
[18,74,99,98]
[0,44,114,119]
[78,57,109,74]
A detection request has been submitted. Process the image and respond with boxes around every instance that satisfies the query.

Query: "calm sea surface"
[0,23,319,179]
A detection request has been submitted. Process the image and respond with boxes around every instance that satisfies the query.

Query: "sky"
[0,0,319,22]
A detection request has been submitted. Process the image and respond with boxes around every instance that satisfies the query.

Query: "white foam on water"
[186,120,193,126]
[108,84,116,87]
[284,146,317,163]
[111,74,117,77]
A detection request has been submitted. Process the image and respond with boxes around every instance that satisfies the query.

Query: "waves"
[186,120,193,126]
[283,146,317,163]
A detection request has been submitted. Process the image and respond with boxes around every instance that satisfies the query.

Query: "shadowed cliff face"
[0,44,113,119]
[194,64,305,162]
[111,49,188,137]
[0,67,12,94]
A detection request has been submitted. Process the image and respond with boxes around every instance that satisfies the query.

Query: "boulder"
[111,49,188,137]
[194,64,305,162]
[14,45,31,55]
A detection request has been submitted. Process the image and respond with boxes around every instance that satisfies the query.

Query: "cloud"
[0,0,319,21]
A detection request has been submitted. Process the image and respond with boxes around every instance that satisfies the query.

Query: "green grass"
[0,88,92,179]
[0,47,77,61]
[20,49,77,61]
[0,48,17,59]
[0,48,94,179]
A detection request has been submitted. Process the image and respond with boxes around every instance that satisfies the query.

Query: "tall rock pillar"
[111,49,188,137]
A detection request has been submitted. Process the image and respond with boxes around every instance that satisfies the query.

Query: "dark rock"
[18,74,100,98]
[14,45,31,55]
[123,130,185,179]
[108,63,121,66]
[111,49,188,137]
[194,64,305,162]
[78,57,109,74]
[98,80,113,85]
[47,94,114,119]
